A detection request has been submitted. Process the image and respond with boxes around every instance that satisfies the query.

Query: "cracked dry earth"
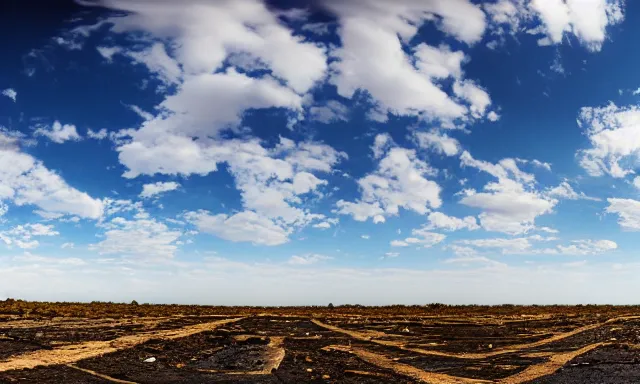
[2,313,640,383]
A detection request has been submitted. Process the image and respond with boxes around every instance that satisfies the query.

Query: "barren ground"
[1,302,640,383]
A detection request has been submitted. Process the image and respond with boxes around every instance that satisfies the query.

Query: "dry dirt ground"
[1,303,640,383]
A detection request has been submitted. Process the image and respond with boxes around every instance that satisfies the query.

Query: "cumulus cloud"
[0,223,59,250]
[425,212,479,231]
[0,132,104,219]
[557,239,617,256]
[323,0,493,125]
[92,215,182,259]
[459,151,556,234]
[185,210,290,246]
[391,227,446,249]
[90,0,327,93]
[336,135,441,222]
[414,131,461,156]
[34,121,82,144]
[312,218,338,230]
[87,128,109,140]
[529,0,624,51]
[546,181,600,201]
[139,181,180,199]
[577,103,640,178]
[2,88,17,102]
[606,198,640,231]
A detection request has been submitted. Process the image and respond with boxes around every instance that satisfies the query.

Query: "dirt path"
[311,317,628,359]
[66,364,139,384]
[0,317,243,372]
[497,342,608,383]
[323,345,491,384]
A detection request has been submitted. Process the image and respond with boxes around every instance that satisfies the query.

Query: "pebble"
[306,368,313,373]
[143,357,157,363]
[322,375,330,379]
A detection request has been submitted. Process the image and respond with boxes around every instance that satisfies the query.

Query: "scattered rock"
[305,356,313,363]
[306,368,313,373]
[322,374,330,379]
[143,357,156,363]
[488,344,493,349]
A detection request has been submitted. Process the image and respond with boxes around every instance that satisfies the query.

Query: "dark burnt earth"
[1,303,640,383]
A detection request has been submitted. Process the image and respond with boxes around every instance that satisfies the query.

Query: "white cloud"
[92,215,182,259]
[0,223,59,250]
[425,211,479,231]
[288,254,332,265]
[117,70,304,178]
[460,236,616,257]
[126,43,182,86]
[185,210,290,246]
[139,181,180,199]
[557,239,617,255]
[391,227,446,249]
[34,121,82,144]
[337,137,441,222]
[309,100,349,124]
[487,111,500,122]
[61,242,75,249]
[96,46,122,62]
[453,79,492,119]
[414,44,466,80]
[2,88,17,102]
[528,0,624,51]
[546,181,600,201]
[321,0,489,124]
[414,131,461,156]
[577,103,640,178]
[361,234,370,239]
[606,198,640,231]
[87,129,108,140]
[96,0,327,93]
[0,135,104,219]
[383,252,399,258]
[633,176,640,190]
[313,217,339,230]
[459,151,556,234]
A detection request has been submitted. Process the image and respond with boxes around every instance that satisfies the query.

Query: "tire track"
[497,342,609,383]
[312,316,639,359]
[322,345,491,384]
[66,364,139,384]
[0,317,243,372]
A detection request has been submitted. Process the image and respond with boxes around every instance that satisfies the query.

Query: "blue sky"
[1,0,640,305]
